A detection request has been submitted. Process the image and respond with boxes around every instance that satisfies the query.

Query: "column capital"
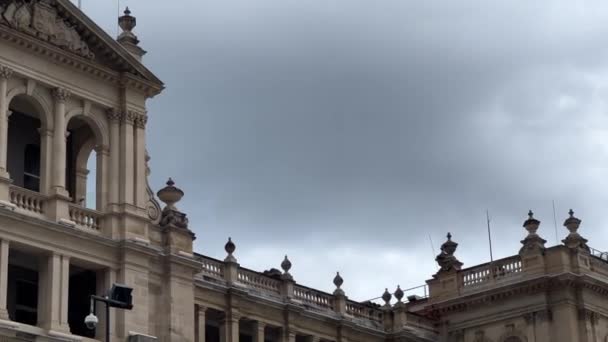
[52,88,71,103]
[0,66,13,80]
[121,110,138,125]
[134,112,148,129]
[106,108,122,123]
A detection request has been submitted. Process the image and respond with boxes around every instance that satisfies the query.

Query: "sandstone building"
[0,1,606,341]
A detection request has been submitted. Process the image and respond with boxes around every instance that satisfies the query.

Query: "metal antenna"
[428,234,439,270]
[486,210,494,262]
[117,0,121,37]
[552,200,559,245]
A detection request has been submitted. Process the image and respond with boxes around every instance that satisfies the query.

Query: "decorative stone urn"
[157,178,183,211]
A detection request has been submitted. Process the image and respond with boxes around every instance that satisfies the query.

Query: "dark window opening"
[7,109,41,192]
[7,251,39,326]
[23,144,40,192]
[68,266,96,338]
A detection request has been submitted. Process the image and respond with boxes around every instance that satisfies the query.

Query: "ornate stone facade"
[1,1,608,342]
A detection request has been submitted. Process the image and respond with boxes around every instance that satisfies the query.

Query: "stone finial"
[382,288,392,307]
[118,7,146,59]
[157,178,183,210]
[562,209,589,251]
[520,210,546,255]
[224,237,237,263]
[435,232,463,273]
[157,178,189,229]
[394,285,404,303]
[281,255,293,281]
[333,272,345,296]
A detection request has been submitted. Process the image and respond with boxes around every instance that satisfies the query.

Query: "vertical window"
[23,144,40,192]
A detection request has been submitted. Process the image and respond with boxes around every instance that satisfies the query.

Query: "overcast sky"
[77,0,608,301]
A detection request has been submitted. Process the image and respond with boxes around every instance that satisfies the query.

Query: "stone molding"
[578,308,599,325]
[52,87,71,103]
[0,65,13,79]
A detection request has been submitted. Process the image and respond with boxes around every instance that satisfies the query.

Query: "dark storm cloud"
[81,0,608,299]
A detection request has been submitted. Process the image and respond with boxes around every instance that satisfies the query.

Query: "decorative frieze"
[0,65,13,79]
[134,112,147,129]
[52,87,71,103]
[0,0,93,59]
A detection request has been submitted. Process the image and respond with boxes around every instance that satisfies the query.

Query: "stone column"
[95,145,109,211]
[219,312,240,342]
[106,109,120,206]
[50,88,70,196]
[0,66,13,204]
[196,305,207,342]
[253,321,265,342]
[38,127,53,195]
[39,253,70,333]
[133,113,147,208]
[119,111,135,204]
[0,66,13,180]
[0,239,9,320]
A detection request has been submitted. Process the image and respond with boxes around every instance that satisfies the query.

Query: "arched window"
[66,116,103,210]
[7,95,44,192]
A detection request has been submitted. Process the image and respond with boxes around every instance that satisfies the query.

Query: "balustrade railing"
[293,285,334,310]
[9,186,46,215]
[462,255,522,288]
[68,204,101,230]
[346,301,383,323]
[199,256,224,280]
[590,247,608,262]
[237,268,282,296]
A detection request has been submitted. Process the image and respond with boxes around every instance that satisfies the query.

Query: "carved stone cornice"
[0,26,163,98]
[52,87,71,103]
[0,65,13,80]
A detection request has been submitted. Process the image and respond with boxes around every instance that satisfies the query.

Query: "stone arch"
[65,110,109,210]
[6,89,53,192]
[65,107,109,147]
[6,86,52,129]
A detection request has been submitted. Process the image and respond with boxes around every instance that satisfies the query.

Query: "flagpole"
[486,210,494,262]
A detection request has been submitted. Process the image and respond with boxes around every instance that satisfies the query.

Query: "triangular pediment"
[0,0,163,91]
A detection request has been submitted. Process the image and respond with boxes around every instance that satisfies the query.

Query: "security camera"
[84,313,98,330]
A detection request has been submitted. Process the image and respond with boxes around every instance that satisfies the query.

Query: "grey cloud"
[79,0,608,299]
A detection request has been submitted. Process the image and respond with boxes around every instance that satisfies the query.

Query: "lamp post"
[85,283,134,342]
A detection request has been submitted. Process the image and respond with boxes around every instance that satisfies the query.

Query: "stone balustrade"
[68,204,101,230]
[461,255,523,290]
[293,285,334,310]
[237,267,282,296]
[9,185,46,216]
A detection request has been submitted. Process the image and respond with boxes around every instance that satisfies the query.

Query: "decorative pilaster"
[253,321,265,342]
[133,111,148,209]
[95,144,110,211]
[219,311,240,342]
[0,239,9,320]
[106,108,121,207]
[0,66,13,180]
[196,305,207,342]
[119,110,136,204]
[39,253,71,333]
[0,66,13,204]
